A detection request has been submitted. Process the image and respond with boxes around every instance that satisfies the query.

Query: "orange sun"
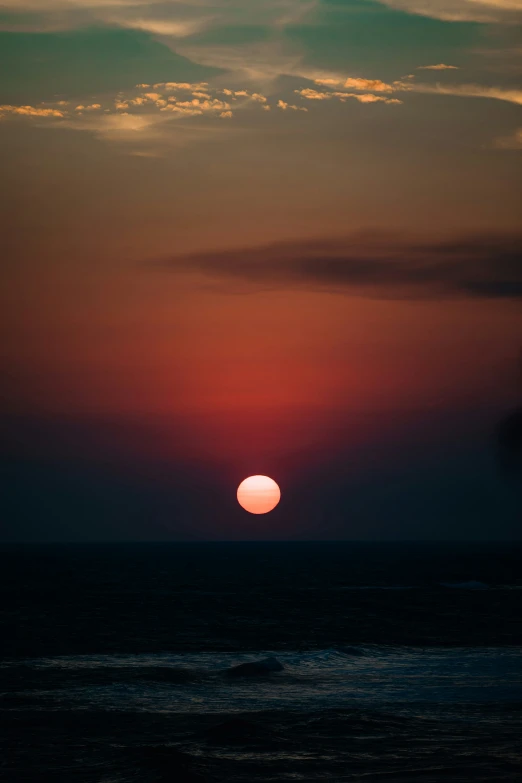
[237,475,281,515]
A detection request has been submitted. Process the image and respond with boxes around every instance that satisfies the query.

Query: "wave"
[341,581,521,591]
[3,643,520,673]
[340,585,415,591]
[440,581,489,590]
[302,583,521,591]
[2,647,521,717]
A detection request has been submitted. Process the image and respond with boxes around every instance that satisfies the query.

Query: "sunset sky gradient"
[1,0,521,541]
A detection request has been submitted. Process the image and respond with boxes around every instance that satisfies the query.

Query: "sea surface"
[1,542,521,782]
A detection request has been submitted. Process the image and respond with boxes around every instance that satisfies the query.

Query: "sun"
[237,475,281,515]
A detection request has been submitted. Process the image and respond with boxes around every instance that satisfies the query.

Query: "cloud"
[306,74,522,107]
[0,82,258,156]
[163,233,522,300]
[374,0,522,24]
[277,99,308,111]
[159,104,203,117]
[408,82,522,105]
[3,0,518,97]
[0,0,318,46]
[54,109,239,148]
[314,78,342,86]
[172,38,308,83]
[0,3,315,90]
[61,111,170,139]
[114,16,208,38]
[295,88,402,105]
[0,1,157,5]
[418,64,459,70]
[9,0,518,29]
[153,82,209,92]
[344,78,395,93]
[3,64,519,158]
[3,67,518,152]
[0,81,262,141]
[161,97,232,115]
[295,89,330,101]
[0,104,65,118]
[221,89,268,103]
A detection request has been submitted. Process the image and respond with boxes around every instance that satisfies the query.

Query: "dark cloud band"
[163,233,522,300]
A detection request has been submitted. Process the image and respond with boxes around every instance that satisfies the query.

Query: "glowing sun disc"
[237,475,281,515]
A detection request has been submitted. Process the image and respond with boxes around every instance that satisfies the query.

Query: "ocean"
[1,542,521,782]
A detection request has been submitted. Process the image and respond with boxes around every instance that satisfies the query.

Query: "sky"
[1,0,521,541]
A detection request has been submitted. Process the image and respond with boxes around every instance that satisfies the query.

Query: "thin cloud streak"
[297,88,402,105]
[375,0,522,24]
[0,0,318,39]
[494,127,522,149]
[418,64,460,70]
[163,233,522,301]
[309,76,522,107]
[408,81,522,105]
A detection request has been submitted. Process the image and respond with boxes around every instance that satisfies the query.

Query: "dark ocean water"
[1,542,521,782]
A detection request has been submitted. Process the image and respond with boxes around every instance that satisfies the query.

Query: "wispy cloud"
[172,39,308,84]
[5,0,519,27]
[0,0,318,39]
[153,82,209,92]
[408,82,522,106]
[0,1,157,6]
[163,232,522,301]
[113,16,208,38]
[0,82,275,137]
[60,111,172,141]
[0,81,272,151]
[494,127,522,149]
[314,78,342,87]
[2,67,519,153]
[0,1,322,87]
[307,73,522,107]
[374,0,522,24]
